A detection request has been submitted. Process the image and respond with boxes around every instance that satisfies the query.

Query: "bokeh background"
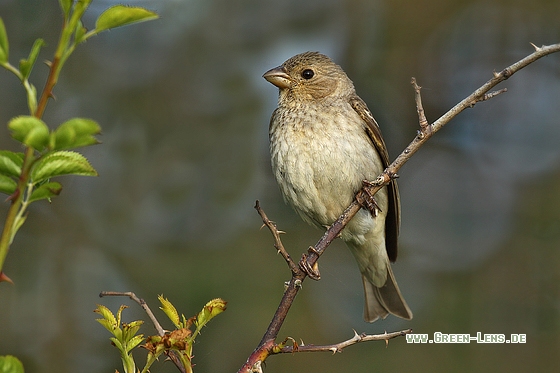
[1,0,560,372]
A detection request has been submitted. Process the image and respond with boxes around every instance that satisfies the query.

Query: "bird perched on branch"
[263,51,412,322]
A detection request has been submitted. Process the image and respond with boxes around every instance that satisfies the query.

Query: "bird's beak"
[263,66,292,89]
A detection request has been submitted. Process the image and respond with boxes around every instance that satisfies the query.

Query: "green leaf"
[31,150,97,184]
[25,83,38,117]
[158,295,181,328]
[195,298,227,329]
[19,38,45,80]
[96,318,116,335]
[127,334,145,351]
[74,20,88,44]
[109,337,124,351]
[8,116,49,151]
[0,355,24,373]
[0,174,17,195]
[58,0,73,19]
[94,304,118,332]
[115,304,127,326]
[29,182,63,203]
[95,5,158,34]
[53,118,101,150]
[0,151,24,178]
[0,18,8,64]
[9,214,26,245]
[122,320,144,343]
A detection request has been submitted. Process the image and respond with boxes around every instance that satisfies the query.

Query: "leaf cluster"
[0,0,159,277]
[95,297,227,373]
[0,117,100,197]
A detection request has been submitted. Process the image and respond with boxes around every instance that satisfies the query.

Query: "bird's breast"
[269,102,385,227]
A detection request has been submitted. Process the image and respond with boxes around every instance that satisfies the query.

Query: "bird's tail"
[362,264,413,322]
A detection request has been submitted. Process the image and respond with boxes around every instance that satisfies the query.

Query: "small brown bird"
[263,52,412,322]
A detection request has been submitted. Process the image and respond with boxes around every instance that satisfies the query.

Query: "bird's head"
[263,51,355,101]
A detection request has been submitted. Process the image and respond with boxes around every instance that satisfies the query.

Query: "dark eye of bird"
[301,69,314,79]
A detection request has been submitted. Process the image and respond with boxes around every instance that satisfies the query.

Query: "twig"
[99,291,186,373]
[238,42,560,373]
[278,329,413,354]
[473,88,508,105]
[411,77,429,132]
[255,200,298,273]
[100,291,165,336]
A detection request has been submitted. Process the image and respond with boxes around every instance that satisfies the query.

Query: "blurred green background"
[1,0,560,372]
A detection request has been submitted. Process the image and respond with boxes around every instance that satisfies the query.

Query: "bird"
[263,51,412,322]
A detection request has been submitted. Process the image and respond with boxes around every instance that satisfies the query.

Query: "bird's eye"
[301,69,314,79]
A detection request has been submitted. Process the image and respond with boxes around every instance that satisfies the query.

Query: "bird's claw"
[357,180,381,216]
[299,251,321,280]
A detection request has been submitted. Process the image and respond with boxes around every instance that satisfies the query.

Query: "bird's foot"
[299,248,321,280]
[357,180,382,216]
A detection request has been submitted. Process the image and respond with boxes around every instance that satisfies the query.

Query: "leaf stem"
[0,2,88,275]
[35,1,89,118]
[0,146,34,274]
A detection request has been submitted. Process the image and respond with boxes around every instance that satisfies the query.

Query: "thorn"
[384,331,389,348]
[0,271,14,284]
[329,347,338,354]
[530,42,541,51]
[492,70,500,78]
[6,188,20,202]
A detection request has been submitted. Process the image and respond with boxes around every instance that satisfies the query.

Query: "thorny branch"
[255,201,298,273]
[278,329,413,354]
[238,43,560,373]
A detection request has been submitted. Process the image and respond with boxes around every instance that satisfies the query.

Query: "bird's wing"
[350,96,400,262]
